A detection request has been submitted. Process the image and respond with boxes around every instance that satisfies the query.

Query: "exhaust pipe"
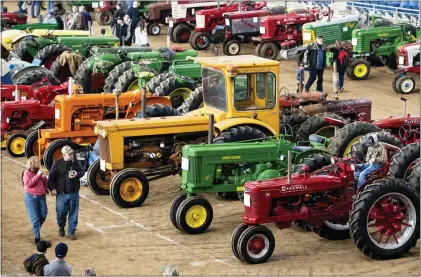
[113,88,122,120]
[14,84,20,102]
[287,150,292,184]
[401,97,407,116]
[208,114,214,144]
[140,86,147,118]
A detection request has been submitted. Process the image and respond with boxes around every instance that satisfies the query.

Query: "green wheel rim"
[169,87,193,103]
[128,80,139,91]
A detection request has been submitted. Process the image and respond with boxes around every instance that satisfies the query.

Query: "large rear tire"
[350,178,419,259]
[114,66,154,93]
[8,40,32,63]
[280,113,308,141]
[97,10,113,26]
[407,163,420,193]
[295,113,347,143]
[388,142,420,181]
[103,61,138,93]
[154,76,197,109]
[173,23,192,43]
[74,58,93,93]
[43,139,79,171]
[139,104,180,118]
[16,70,60,86]
[50,56,73,83]
[145,72,171,94]
[34,44,71,70]
[177,87,203,115]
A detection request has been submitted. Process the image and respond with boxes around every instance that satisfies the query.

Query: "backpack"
[338,49,350,67]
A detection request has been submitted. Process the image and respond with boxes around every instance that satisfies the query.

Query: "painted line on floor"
[85,222,105,233]
[2,154,236,268]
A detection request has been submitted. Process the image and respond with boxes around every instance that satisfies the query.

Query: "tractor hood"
[299,98,372,120]
[244,173,342,194]
[373,115,420,129]
[183,140,286,159]
[1,99,40,110]
[1,84,33,101]
[1,30,26,50]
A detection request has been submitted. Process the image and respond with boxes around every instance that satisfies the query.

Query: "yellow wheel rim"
[169,87,193,103]
[128,81,139,91]
[354,63,368,78]
[96,170,111,190]
[32,140,40,157]
[343,136,363,158]
[10,137,26,155]
[185,205,207,228]
[120,177,143,202]
[315,126,339,139]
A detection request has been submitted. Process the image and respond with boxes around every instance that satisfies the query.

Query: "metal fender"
[1,30,26,50]
[294,149,330,165]
[257,169,282,181]
[214,118,277,137]
[11,34,41,48]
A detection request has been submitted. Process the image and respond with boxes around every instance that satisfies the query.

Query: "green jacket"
[23,253,49,276]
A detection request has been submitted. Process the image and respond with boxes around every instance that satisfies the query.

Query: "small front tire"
[6,133,27,157]
[110,168,149,208]
[237,225,275,264]
[175,196,213,234]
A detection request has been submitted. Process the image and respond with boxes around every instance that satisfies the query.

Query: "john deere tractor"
[74,48,198,94]
[347,19,418,80]
[8,34,119,69]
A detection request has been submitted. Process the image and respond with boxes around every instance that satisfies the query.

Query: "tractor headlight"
[280,154,286,161]
[350,164,356,171]
[259,26,266,34]
[399,56,405,65]
[6,117,10,123]
[243,193,251,207]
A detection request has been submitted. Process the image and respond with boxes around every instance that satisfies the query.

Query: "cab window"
[234,72,276,111]
[203,67,227,111]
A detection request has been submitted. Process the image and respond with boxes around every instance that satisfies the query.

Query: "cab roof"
[190,55,280,68]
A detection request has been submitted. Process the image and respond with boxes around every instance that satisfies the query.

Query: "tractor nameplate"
[281,184,307,192]
[222,156,241,160]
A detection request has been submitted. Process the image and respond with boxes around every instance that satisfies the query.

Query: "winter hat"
[55,242,68,258]
[36,240,52,253]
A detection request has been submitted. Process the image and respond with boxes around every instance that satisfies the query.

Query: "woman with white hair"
[23,156,49,244]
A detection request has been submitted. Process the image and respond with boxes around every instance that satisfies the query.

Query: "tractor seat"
[291,146,313,152]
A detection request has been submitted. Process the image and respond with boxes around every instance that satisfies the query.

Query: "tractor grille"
[191,156,202,184]
[172,3,180,18]
[54,101,61,129]
[317,25,342,45]
[245,194,261,219]
[98,136,111,163]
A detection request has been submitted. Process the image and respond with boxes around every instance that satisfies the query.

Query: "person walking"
[23,156,49,243]
[18,1,28,14]
[114,16,129,46]
[79,6,92,30]
[48,146,84,240]
[43,243,72,276]
[135,20,150,47]
[332,40,350,92]
[303,35,326,93]
[31,0,41,19]
[23,240,51,276]
[46,0,54,11]
[123,14,133,46]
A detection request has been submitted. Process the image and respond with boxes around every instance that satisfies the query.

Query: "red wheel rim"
[197,36,207,48]
[180,31,189,41]
[247,235,267,256]
[266,49,273,57]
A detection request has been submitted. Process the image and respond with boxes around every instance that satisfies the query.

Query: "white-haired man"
[48,146,84,240]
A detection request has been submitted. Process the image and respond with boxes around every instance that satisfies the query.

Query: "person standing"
[127,1,140,40]
[23,156,49,244]
[135,20,150,47]
[31,0,41,18]
[23,240,51,276]
[46,0,54,11]
[303,35,326,93]
[67,5,82,30]
[79,6,92,30]
[111,2,126,29]
[296,63,305,93]
[18,1,28,14]
[114,16,128,46]
[332,40,350,92]
[123,14,133,46]
[43,243,72,276]
[48,146,84,240]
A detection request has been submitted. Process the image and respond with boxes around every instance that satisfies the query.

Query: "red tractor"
[221,7,286,55]
[231,139,419,264]
[1,12,27,30]
[393,42,420,94]
[189,1,267,50]
[253,11,317,60]
[1,80,68,104]
[94,1,119,26]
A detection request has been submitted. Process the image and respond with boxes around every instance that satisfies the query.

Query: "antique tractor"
[168,0,227,43]
[93,0,119,26]
[25,79,171,171]
[347,19,418,80]
[189,1,267,50]
[170,135,330,234]
[254,11,317,60]
[89,55,283,208]
[231,138,419,264]
[0,83,70,157]
[8,34,119,68]
[1,79,68,103]
[142,2,172,35]
[1,12,27,30]
[393,42,420,94]
[74,48,196,94]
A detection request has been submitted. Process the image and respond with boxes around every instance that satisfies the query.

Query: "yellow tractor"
[91,55,281,208]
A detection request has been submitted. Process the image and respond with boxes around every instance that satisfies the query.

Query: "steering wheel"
[399,124,412,141]
[341,99,357,114]
[280,86,290,99]
[280,122,294,139]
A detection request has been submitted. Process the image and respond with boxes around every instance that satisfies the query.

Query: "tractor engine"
[242,174,347,225]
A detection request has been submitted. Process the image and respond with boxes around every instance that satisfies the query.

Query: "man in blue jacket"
[303,35,326,93]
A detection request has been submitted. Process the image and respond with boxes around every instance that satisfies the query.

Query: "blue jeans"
[25,192,48,239]
[354,163,383,188]
[305,68,324,92]
[338,67,346,89]
[47,0,54,11]
[31,1,41,18]
[127,0,133,8]
[56,192,79,234]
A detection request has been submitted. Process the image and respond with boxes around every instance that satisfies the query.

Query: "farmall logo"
[404,119,420,124]
[281,184,307,192]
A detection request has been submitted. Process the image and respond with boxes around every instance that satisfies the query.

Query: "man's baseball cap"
[55,242,68,258]
[36,240,52,252]
[61,145,74,155]
[316,35,324,39]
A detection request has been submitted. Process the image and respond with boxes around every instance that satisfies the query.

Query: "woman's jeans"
[25,192,48,239]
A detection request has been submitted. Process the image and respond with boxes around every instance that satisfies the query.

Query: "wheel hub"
[185,205,207,228]
[11,137,25,154]
[248,236,265,254]
[120,177,142,201]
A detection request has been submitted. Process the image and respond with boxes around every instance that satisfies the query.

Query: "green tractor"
[8,34,119,69]
[347,19,418,80]
[171,134,330,234]
[74,48,198,94]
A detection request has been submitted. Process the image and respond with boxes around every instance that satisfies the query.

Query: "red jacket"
[23,170,48,196]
